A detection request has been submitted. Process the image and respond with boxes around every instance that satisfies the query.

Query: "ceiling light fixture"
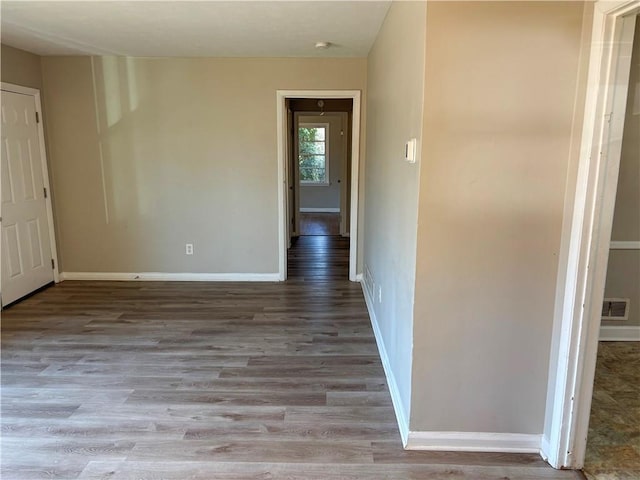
[315,41,331,49]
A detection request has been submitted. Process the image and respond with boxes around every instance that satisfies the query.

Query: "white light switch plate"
[405,138,417,163]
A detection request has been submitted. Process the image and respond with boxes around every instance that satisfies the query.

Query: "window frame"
[298,122,330,186]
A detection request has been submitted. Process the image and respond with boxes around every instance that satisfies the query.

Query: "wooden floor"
[299,212,341,236]
[1,236,584,479]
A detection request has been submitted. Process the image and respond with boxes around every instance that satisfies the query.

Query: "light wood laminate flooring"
[1,236,585,479]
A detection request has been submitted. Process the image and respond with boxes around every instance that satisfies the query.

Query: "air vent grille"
[602,298,630,320]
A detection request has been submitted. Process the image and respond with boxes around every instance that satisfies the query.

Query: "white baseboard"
[361,282,410,446]
[299,207,340,213]
[61,272,280,282]
[405,431,542,453]
[599,325,640,341]
[355,273,363,282]
[609,241,640,250]
[361,283,544,455]
[540,434,551,462]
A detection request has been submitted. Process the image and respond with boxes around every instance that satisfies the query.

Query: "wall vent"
[601,298,630,320]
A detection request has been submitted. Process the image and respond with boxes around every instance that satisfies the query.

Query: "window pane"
[300,141,325,155]
[299,154,326,182]
[298,125,327,183]
[312,128,325,141]
[300,168,326,182]
[298,127,325,142]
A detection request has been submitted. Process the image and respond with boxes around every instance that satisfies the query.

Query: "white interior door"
[1,89,54,306]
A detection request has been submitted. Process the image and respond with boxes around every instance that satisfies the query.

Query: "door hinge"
[36,111,40,123]
[43,187,48,198]
[51,259,55,269]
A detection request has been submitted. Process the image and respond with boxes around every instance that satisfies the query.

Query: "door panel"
[1,90,53,306]
[2,140,14,204]
[20,139,38,200]
[26,218,44,269]
[3,223,23,278]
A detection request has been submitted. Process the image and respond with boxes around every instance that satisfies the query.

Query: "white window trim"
[298,122,330,186]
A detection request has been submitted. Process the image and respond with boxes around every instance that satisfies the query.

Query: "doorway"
[1,83,59,307]
[543,2,640,470]
[583,12,639,479]
[276,91,361,282]
[293,106,349,237]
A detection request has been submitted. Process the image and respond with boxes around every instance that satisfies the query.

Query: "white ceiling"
[0,1,391,57]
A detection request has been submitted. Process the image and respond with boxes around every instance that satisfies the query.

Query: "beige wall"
[604,15,640,327]
[40,56,366,274]
[363,1,427,418]
[1,44,42,89]
[412,1,586,433]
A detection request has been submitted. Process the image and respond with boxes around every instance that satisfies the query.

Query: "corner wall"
[1,44,42,89]
[412,1,586,440]
[362,1,427,436]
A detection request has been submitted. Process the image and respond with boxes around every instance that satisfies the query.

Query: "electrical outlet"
[378,285,382,303]
[185,243,194,255]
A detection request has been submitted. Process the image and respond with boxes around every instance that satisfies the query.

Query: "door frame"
[1,82,60,284]
[543,1,639,469]
[276,90,361,281]
[292,111,349,237]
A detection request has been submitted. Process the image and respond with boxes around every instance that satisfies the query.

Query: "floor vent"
[602,298,630,320]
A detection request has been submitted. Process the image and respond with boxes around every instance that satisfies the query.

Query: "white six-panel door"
[1,89,54,306]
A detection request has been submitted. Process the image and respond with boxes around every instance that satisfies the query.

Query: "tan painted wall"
[603,15,640,327]
[412,1,586,433]
[1,44,42,89]
[363,0,426,417]
[40,56,366,274]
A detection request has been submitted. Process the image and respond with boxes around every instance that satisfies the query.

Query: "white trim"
[405,432,542,454]
[540,435,551,463]
[277,95,287,280]
[61,272,279,282]
[609,240,640,249]
[361,282,410,446]
[339,111,349,236]
[544,2,640,469]
[277,90,361,282]
[1,82,60,284]
[599,325,640,341]
[355,273,363,282]
[363,265,540,455]
[299,208,340,213]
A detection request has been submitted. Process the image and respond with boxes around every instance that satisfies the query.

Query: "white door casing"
[1,84,58,306]
[543,2,639,469]
[339,111,349,237]
[276,90,361,282]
